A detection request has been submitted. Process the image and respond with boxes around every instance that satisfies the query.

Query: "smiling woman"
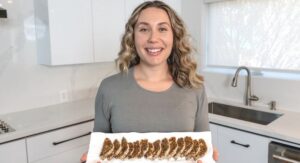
[116,0,203,89]
[134,7,173,70]
[82,1,218,162]
[96,0,208,133]
[133,7,174,92]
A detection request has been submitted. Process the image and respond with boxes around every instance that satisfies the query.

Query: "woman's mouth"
[145,48,163,56]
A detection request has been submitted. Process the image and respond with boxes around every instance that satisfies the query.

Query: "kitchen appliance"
[269,141,300,163]
[0,120,15,134]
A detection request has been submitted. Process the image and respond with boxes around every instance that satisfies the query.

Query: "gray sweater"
[94,68,209,133]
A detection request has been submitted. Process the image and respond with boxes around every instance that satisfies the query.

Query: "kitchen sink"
[208,102,283,125]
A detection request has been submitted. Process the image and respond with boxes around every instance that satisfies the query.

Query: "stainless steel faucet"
[231,66,259,106]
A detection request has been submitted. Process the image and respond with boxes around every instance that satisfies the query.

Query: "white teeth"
[147,48,162,53]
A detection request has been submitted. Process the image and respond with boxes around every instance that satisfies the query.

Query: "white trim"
[199,1,208,70]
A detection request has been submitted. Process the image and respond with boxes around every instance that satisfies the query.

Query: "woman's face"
[134,7,173,68]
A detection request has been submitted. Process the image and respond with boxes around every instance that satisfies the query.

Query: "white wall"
[0,0,117,115]
[1,0,299,115]
[182,0,300,113]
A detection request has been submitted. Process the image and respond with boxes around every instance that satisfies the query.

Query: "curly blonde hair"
[116,0,203,88]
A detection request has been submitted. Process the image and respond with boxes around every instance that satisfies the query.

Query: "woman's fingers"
[80,152,88,163]
[197,160,202,163]
[213,147,219,161]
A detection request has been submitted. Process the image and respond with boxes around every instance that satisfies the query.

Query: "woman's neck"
[134,64,172,82]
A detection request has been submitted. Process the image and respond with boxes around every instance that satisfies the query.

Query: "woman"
[82,1,218,162]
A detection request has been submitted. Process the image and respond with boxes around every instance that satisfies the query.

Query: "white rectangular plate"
[87,132,215,163]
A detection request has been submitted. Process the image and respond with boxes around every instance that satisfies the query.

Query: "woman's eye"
[139,28,148,32]
[159,28,168,32]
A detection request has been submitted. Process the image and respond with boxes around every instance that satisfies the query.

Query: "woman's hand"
[80,152,87,163]
[212,147,219,161]
[80,152,102,163]
[197,147,219,163]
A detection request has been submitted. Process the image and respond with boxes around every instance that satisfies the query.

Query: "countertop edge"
[0,98,95,144]
[0,117,94,144]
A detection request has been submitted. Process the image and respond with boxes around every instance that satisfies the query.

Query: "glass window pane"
[206,0,300,71]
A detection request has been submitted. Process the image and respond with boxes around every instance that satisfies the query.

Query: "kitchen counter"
[1,97,299,146]
[0,98,95,144]
[208,98,300,146]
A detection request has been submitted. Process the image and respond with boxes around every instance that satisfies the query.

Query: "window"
[206,0,300,72]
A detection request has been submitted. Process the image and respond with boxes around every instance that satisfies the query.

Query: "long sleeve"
[194,86,209,131]
[93,82,112,133]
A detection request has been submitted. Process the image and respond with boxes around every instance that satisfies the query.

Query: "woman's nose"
[148,31,159,43]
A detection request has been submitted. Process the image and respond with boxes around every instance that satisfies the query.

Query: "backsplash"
[203,70,300,113]
[0,0,117,114]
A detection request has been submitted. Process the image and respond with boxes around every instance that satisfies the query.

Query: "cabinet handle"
[230,140,250,148]
[52,132,91,146]
[273,154,300,163]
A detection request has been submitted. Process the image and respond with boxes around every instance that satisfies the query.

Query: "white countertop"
[0,98,95,144]
[1,98,299,146]
[208,98,300,146]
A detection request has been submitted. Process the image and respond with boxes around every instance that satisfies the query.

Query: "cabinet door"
[93,0,126,62]
[0,139,27,163]
[209,123,219,148]
[27,121,93,162]
[217,126,270,163]
[47,0,93,65]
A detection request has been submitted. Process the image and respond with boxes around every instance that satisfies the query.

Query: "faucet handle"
[249,95,259,101]
[269,101,276,110]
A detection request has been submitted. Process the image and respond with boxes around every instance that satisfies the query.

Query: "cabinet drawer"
[27,121,93,162]
[32,145,88,163]
[218,126,269,163]
[0,139,27,163]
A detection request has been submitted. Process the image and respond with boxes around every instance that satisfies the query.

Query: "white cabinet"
[31,145,88,163]
[0,139,27,163]
[92,0,126,62]
[210,123,270,163]
[34,0,140,65]
[34,0,94,65]
[34,0,182,65]
[27,121,93,163]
